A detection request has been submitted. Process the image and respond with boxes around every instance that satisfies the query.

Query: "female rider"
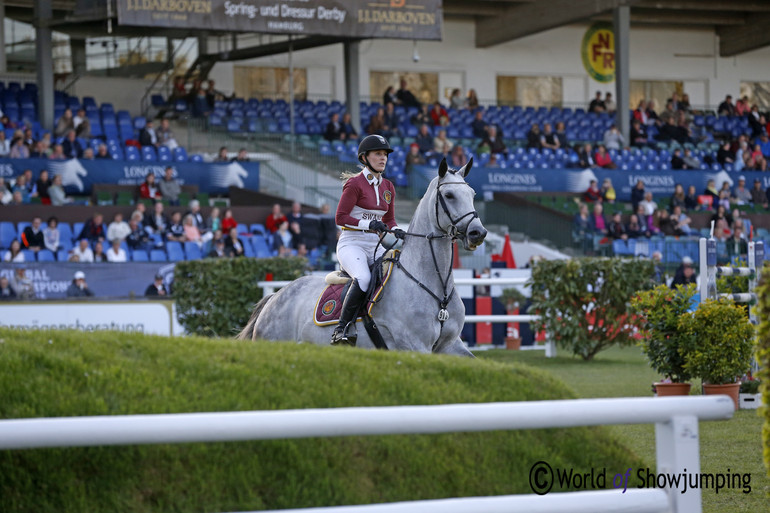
[331,135,405,346]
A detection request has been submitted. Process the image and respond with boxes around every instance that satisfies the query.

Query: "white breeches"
[336,231,385,292]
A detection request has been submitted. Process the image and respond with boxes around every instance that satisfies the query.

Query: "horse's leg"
[434,337,475,358]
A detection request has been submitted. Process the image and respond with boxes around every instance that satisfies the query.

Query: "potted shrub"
[500,288,527,350]
[679,298,756,410]
[630,284,697,396]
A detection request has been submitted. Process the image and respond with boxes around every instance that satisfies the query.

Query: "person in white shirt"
[0,131,10,157]
[70,239,94,263]
[106,239,127,262]
[107,213,132,243]
[639,192,658,216]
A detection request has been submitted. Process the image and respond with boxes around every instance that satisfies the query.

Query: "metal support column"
[613,4,630,144]
[71,38,87,77]
[34,0,54,131]
[0,1,7,73]
[343,40,361,135]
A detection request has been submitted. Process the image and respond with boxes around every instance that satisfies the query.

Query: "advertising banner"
[0,158,260,196]
[116,0,442,40]
[413,165,768,203]
[0,262,176,300]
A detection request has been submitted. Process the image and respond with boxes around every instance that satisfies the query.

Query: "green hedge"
[530,257,655,360]
[756,270,770,480]
[0,329,645,513]
[174,257,306,336]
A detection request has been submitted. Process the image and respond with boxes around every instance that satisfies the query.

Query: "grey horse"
[237,158,487,356]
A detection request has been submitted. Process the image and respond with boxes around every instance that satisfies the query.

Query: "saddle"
[314,249,399,327]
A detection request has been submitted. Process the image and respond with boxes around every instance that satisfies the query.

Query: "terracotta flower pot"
[505,337,521,350]
[702,383,741,410]
[654,382,691,397]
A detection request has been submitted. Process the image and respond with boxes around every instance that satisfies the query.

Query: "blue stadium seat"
[131,250,149,262]
[250,223,266,236]
[166,241,185,261]
[157,146,172,162]
[252,235,273,258]
[56,249,70,261]
[184,242,202,260]
[0,221,16,248]
[150,249,167,262]
[125,146,141,161]
[37,249,55,261]
[21,249,35,261]
[173,147,188,161]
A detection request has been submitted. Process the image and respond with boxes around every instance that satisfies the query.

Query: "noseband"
[434,181,478,239]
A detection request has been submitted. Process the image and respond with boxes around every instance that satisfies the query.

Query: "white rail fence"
[0,396,734,513]
[256,276,556,356]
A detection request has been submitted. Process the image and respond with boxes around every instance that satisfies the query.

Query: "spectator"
[604,92,616,114]
[451,145,467,168]
[396,78,421,109]
[107,213,131,243]
[540,123,560,150]
[0,131,9,157]
[158,166,181,205]
[406,143,426,172]
[449,88,465,110]
[127,217,152,252]
[54,108,74,137]
[224,226,245,257]
[81,147,94,160]
[0,276,16,300]
[633,99,648,125]
[415,124,433,154]
[716,140,735,167]
[205,79,223,109]
[594,145,616,169]
[78,213,105,243]
[588,91,605,113]
[70,239,94,262]
[717,95,735,117]
[272,220,295,257]
[671,205,693,236]
[469,110,489,139]
[747,143,768,171]
[629,181,645,214]
[66,271,94,297]
[726,226,748,261]
[208,238,227,258]
[751,178,768,209]
[3,240,24,262]
[670,184,687,212]
[429,102,449,126]
[433,129,454,155]
[92,241,107,262]
[572,203,594,246]
[191,87,210,118]
[185,199,206,232]
[639,191,658,216]
[710,205,733,240]
[265,203,288,233]
[733,176,752,205]
[95,143,111,159]
[626,214,644,239]
[671,149,686,170]
[213,146,228,162]
[145,274,168,297]
[75,114,91,139]
[591,203,608,235]
[600,178,616,204]
[682,149,701,169]
[207,206,221,233]
[383,85,397,106]
[603,124,625,150]
[411,104,431,127]
[288,201,304,225]
[340,112,358,140]
[324,112,345,141]
[20,216,44,253]
[232,148,250,162]
[10,268,35,300]
[703,179,720,207]
[555,121,568,148]
[479,125,507,156]
[466,89,479,110]
[576,143,594,168]
[526,124,541,150]
[582,179,601,203]
[735,95,749,116]
[221,208,238,233]
[106,239,127,262]
[366,107,386,137]
[48,144,66,160]
[20,169,37,198]
[9,136,29,159]
[157,118,178,150]
[43,216,62,253]
[48,174,72,206]
[383,102,401,137]
[138,119,158,147]
[139,173,162,201]
[11,174,30,203]
[608,212,627,240]
[165,211,186,242]
[0,177,10,205]
[72,108,86,129]
[758,132,770,158]
[670,258,697,289]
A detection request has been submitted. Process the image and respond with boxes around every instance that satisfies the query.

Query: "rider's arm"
[382,182,397,229]
[335,179,371,230]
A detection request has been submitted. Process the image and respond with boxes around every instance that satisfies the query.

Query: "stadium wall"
[208,20,770,108]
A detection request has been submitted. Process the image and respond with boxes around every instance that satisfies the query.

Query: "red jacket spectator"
[265,203,288,233]
[429,102,449,126]
[139,174,162,200]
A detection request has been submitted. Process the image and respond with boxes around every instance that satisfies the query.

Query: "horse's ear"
[438,158,448,178]
[463,157,474,177]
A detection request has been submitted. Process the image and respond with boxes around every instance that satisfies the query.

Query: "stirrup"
[331,322,357,347]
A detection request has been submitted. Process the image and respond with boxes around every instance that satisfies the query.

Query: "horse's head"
[435,158,487,251]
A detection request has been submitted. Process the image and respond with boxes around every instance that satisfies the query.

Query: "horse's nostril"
[468,228,487,242]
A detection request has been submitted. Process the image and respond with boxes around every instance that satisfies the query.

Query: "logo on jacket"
[383,190,392,204]
[322,299,336,315]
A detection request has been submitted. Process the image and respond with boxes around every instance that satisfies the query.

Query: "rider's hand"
[393,228,407,240]
[369,220,389,233]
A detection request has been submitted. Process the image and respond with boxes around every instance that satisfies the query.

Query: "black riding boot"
[331,279,366,347]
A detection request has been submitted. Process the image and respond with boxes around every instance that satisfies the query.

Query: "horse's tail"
[235,294,273,341]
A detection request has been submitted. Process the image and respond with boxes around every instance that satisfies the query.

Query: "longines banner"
[117,0,443,40]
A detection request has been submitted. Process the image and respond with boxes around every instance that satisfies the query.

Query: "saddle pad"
[313,250,399,326]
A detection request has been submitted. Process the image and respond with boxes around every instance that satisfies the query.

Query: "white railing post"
[655,414,701,513]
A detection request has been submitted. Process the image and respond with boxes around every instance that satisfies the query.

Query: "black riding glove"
[369,220,389,233]
[393,228,407,240]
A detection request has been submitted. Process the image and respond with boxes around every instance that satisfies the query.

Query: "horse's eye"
[445,193,454,200]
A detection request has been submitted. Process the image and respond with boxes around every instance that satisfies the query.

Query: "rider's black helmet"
[358,135,393,164]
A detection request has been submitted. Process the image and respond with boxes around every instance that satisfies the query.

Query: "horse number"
[438,309,449,322]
